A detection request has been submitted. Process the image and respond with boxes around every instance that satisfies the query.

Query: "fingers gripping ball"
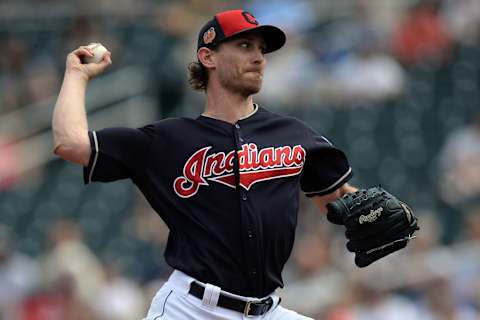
[83,43,108,64]
[326,187,419,268]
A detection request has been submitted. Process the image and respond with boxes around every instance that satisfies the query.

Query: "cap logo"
[242,11,258,25]
[203,27,216,45]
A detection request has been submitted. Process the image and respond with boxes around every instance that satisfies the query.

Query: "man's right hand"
[65,45,112,81]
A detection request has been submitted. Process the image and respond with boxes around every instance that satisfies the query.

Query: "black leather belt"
[188,281,274,317]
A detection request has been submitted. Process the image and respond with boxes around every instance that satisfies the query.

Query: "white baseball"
[84,43,108,64]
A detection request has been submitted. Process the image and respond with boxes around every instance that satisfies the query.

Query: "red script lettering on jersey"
[174,144,306,198]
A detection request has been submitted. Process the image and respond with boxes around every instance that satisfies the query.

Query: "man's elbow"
[53,142,90,166]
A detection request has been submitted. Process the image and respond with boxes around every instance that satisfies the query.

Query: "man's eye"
[240,42,250,48]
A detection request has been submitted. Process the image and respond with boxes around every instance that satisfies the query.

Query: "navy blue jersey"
[83,105,352,297]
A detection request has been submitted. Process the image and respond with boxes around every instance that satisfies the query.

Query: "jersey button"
[242,194,247,201]
[239,137,244,142]
[235,124,240,129]
[248,231,254,238]
[251,269,257,276]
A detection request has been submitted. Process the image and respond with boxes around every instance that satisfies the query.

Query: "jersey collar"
[239,103,258,120]
[198,104,259,124]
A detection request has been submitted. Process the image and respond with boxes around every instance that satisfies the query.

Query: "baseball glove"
[326,187,419,268]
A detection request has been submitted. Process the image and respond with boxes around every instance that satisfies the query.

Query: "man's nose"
[252,48,265,65]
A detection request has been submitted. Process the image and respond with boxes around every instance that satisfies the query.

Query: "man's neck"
[202,91,256,124]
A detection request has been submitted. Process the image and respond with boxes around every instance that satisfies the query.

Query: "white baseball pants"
[144,270,313,320]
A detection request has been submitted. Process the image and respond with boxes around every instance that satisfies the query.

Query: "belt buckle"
[244,299,270,317]
[244,301,255,318]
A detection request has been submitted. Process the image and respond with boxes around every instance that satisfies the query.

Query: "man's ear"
[197,47,216,69]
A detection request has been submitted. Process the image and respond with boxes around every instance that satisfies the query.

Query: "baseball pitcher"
[52,9,419,319]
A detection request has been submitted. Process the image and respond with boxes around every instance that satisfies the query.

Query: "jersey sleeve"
[300,130,353,197]
[83,125,155,184]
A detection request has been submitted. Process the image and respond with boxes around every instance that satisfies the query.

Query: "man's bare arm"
[52,45,112,166]
[312,183,358,213]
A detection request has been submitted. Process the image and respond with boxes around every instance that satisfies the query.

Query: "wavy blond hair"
[187,61,209,91]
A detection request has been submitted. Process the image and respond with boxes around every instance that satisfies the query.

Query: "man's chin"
[225,79,262,96]
[242,81,262,95]
[239,88,260,97]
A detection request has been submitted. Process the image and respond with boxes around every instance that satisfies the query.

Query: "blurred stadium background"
[0,0,480,319]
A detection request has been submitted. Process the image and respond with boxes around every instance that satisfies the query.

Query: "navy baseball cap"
[197,9,286,54]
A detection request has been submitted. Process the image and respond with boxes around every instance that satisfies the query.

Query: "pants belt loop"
[202,283,221,308]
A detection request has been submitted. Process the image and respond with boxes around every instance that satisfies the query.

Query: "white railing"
[0,66,152,139]
[0,66,157,182]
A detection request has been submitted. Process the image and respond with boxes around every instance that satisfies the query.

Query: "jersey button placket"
[236,124,247,202]
[234,121,261,291]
